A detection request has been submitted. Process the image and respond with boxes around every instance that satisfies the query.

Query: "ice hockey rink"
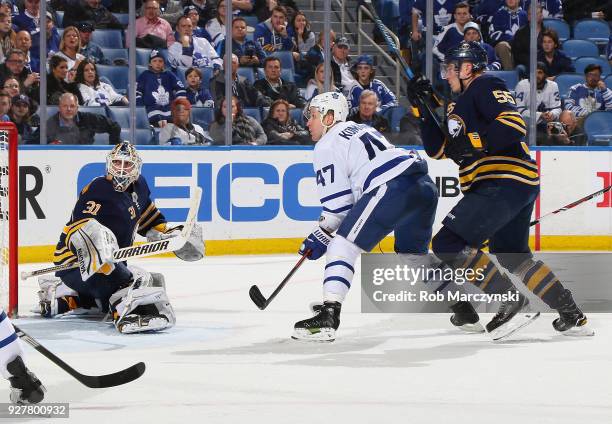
[4,254,612,424]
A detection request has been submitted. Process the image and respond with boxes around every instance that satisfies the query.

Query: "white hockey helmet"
[305,91,350,127]
[106,141,142,192]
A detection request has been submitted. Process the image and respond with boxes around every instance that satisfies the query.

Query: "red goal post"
[0,122,18,317]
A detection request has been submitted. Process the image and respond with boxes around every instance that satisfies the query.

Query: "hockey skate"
[449,301,485,333]
[486,291,540,341]
[552,289,594,337]
[292,301,341,342]
[114,309,170,334]
[7,357,45,404]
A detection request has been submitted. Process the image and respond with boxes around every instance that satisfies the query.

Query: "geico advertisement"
[16,147,610,247]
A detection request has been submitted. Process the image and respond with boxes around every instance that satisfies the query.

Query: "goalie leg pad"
[109,284,176,334]
[37,275,101,318]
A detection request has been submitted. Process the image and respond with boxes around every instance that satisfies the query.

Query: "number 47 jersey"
[313,121,423,224]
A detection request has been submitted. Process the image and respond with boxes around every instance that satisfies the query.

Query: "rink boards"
[16,145,612,262]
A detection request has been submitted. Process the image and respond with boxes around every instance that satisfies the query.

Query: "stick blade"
[78,362,146,388]
[249,285,268,310]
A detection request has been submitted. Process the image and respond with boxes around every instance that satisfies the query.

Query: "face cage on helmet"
[106,150,142,192]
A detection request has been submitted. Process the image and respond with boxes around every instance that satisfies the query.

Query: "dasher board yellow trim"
[17,235,612,263]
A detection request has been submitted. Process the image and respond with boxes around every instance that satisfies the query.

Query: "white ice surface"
[4,255,612,424]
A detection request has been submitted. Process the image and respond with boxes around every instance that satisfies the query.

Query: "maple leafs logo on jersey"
[152,85,170,106]
[331,93,339,99]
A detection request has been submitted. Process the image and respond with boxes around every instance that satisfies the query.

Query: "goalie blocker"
[37,142,203,334]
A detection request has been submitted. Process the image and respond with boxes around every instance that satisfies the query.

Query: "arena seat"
[583,111,612,145]
[100,48,128,65]
[573,19,611,44]
[554,73,584,100]
[120,128,157,145]
[543,18,570,42]
[561,39,599,60]
[573,56,611,75]
[98,64,128,91]
[270,51,295,72]
[55,11,64,28]
[243,107,262,121]
[290,108,304,126]
[135,48,170,66]
[191,107,215,129]
[108,107,151,129]
[237,67,255,84]
[114,13,129,27]
[90,29,124,48]
[387,105,407,133]
[487,70,519,91]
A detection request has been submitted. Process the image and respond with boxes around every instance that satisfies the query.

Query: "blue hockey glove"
[299,227,333,260]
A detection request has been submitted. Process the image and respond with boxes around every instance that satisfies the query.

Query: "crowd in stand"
[0,0,608,145]
[408,0,612,145]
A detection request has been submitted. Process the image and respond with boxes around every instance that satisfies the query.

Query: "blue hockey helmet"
[443,41,488,74]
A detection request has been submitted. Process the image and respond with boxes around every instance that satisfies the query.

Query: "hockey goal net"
[0,122,18,317]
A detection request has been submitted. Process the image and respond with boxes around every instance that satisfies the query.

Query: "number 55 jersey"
[424,73,539,193]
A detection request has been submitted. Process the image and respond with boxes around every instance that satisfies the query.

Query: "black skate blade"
[249,285,268,310]
[489,312,541,341]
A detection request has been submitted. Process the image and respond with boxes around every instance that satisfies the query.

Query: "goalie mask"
[106,142,142,192]
[304,92,350,135]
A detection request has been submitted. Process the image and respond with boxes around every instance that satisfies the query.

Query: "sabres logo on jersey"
[447,114,466,137]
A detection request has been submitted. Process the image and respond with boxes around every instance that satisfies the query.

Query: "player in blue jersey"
[38,142,182,334]
[411,41,593,339]
[292,92,439,342]
[0,311,45,403]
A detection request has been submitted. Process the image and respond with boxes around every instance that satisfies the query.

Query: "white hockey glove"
[68,219,118,281]
[145,223,182,241]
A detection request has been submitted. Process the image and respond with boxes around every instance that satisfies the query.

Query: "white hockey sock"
[323,236,362,303]
[0,310,24,379]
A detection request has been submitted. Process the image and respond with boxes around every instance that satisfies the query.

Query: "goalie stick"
[13,324,145,388]
[249,250,311,310]
[21,187,203,280]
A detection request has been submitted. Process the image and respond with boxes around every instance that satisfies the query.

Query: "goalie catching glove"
[146,222,205,262]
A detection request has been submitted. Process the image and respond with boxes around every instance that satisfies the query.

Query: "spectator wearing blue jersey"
[538,28,574,79]
[12,0,40,35]
[184,66,214,107]
[463,22,501,70]
[412,0,459,37]
[136,49,187,127]
[489,0,527,70]
[475,0,503,42]
[216,17,265,67]
[433,2,472,62]
[564,63,612,118]
[254,6,294,55]
[347,55,398,115]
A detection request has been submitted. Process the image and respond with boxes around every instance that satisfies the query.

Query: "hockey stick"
[21,187,203,280]
[529,184,612,226]
[361,0,449,137]
[249,250,311,310]
[481,184,612,248]
[13,324,145,388]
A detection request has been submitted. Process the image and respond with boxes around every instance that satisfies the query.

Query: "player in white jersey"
[0,310,45,403]
[293,92,438,342]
